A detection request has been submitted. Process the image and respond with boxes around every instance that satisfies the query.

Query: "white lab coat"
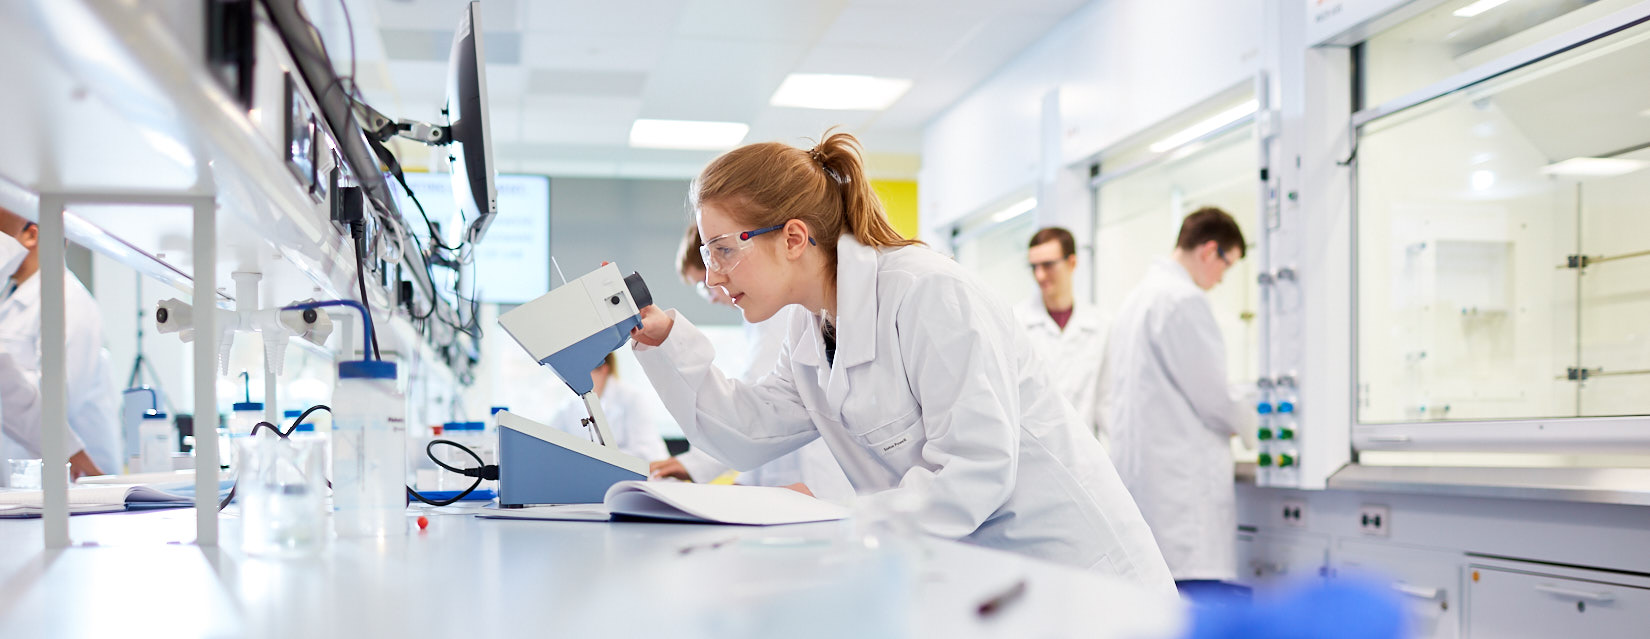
[0,233,88,458]
[635,236,1174,590]
[674,306,856,504]
[548,375,671,462]
[0,269,122,473]
[1103,258,1251,582]
[1014,298,1109,444]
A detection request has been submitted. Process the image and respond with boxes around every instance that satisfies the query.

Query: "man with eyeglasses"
[1101,206,1254,600]
[1013,227,1111,446]
[646,225,854,503]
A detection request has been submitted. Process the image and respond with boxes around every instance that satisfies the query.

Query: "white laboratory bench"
[0,504,1185,639]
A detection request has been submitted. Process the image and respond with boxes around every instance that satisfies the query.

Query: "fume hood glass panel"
[1094,125,1260,385]
[1355,19,1650,423]
[953,211,1039,308]
[1359,0,1641,109]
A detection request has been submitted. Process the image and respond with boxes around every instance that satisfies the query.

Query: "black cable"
[218,406,334,511]
[352,223,382,360]
[406,439,497,507]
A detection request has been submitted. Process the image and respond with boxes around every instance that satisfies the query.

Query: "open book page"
[0,484,192,516]
[604,481,850,526]
[475,503,612,521]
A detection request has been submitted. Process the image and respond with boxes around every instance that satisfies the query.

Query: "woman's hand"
[630,304,674,347]
[649,457,692,481]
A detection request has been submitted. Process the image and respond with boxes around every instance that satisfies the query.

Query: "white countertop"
[0,504,1185,639]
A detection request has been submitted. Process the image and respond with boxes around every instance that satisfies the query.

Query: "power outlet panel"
[1359,504,1391,537]
[1281,499,1308,528]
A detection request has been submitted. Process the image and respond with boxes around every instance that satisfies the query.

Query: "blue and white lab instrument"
[494,263,653,506]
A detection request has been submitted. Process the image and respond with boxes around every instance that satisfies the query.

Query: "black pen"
[976,579,1027,618]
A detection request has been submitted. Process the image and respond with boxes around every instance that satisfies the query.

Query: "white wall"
[919,0,1266,234]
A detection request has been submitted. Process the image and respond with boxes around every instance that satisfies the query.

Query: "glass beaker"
[237,434,327,557]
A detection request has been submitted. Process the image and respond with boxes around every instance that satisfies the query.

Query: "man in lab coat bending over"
[1014,227,1110,446]
[1104,207,1251,597]
[0,206,120,476]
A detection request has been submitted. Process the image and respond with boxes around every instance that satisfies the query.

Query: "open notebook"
[0,484,195,518]
[477,481,851,526]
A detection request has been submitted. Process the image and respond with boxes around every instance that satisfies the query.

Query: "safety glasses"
[698,223,815,274]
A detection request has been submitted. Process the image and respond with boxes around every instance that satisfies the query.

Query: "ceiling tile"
[518,96,643,145]
[518,32,671,72]
[521,0,686,36]
[637,39,808,122]
[676,0,848,42]
[528,69,649,98]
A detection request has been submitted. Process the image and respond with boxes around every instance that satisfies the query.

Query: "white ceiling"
[351,0,1091,179]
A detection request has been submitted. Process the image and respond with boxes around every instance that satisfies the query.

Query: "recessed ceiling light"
[770,74,913,111]
[1149,100,1259,153]
[628,119,749,150]
[1453,0,1510,18]
[1541,157,1649,177]
[1470,170,1495,191]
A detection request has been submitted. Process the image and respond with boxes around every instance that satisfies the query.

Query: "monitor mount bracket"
[352,101,451,147]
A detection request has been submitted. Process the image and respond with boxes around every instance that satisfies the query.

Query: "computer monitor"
[446,1,497,247]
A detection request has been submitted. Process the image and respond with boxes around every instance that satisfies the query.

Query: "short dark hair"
[1028,227,1076,258]
[1175,207,1246,258]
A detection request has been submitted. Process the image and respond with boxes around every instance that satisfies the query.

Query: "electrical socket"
[1281,499,1307,528]
[1359,504,1391,537]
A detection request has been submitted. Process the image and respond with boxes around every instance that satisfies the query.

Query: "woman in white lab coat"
[649,226,856,504]
[548,353,670,462]
[629,131,1173,590]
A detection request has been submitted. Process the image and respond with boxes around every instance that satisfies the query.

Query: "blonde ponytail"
[691,129,921,269]
[810,131,922,253]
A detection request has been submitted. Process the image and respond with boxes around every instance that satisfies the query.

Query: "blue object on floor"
[418,488,497,502]
[1182,578,1408,639]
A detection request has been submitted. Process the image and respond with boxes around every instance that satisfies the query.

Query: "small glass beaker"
[5,459,43,490]
[237,434,326,557]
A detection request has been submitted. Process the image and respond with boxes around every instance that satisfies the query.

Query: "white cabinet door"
[1466,565,1650,638]
[1235,531,1329,590]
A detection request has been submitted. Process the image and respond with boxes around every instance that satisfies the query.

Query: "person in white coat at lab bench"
[548,353,670,463]
[0,207,117,476]
[628,131,1173,590]
[647,226,856,504]
[1103,207,1255,598]
[1014,226,1110,446]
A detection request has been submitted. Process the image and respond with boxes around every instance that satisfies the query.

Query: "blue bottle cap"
[294,422,316,432]
[1278,401,1295,414]
[142,410,168,420]
[232,402,264,412]
[1256,403,1273,415]
[338,360,397,380]
[284,410,303,418]
[490,406,509,415]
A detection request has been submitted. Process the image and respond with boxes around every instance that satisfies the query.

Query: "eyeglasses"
[1029,259,1064,273]
[699,223,816,274]
[694,281,717,302]
[1217,249,1237,268]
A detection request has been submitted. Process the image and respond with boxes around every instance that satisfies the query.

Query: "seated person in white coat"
[648,226,856,503]
[1102,207,1254,597]
[0,211,113,477]
[1013,226,1110,445]
[628,131,1173,590]
[547,353,670,463]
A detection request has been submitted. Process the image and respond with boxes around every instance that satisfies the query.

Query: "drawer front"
[1466,566,1650,638]
[1337,542,1462,639]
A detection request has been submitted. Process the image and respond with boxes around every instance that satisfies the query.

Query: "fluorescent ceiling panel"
[770,73,913,111]
[1453,0,1511,18]
[628,119,749,150]
[1540,157,1649,177]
